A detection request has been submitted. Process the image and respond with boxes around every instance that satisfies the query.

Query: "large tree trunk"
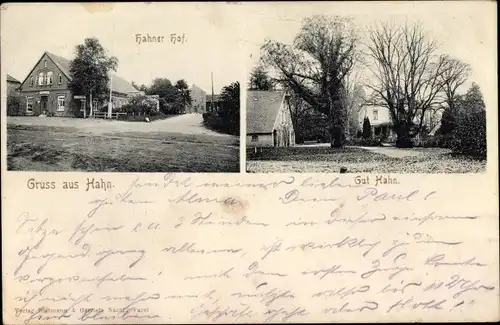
[395,122,413,148]
[330,125,344,148]
[330,96,345,148]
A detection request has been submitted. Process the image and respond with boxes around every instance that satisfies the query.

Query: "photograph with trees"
[125,78,193,121]
[66,37,195,121]
[247,14,487,173]
[202,81,240,136]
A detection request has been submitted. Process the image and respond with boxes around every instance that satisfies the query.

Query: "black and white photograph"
[245,3,491,173]
[4,4,241,172]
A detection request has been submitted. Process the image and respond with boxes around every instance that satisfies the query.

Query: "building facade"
[7,74,21,96]
[18,51,139,117]
[188,84,206,113]
[359,105,437,139]
[359,105,395,139]
[246,90,295,147]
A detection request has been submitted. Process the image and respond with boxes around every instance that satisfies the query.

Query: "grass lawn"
[246,146,486,173]
[7,124,239,172]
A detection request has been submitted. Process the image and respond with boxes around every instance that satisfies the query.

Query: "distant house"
[359,105,437,139]
[246,90,295,147]
[7,74,21,96]
[188,84,206,113]
[206,94,222,112]
[18,51,140,117]
[359,105,395,139]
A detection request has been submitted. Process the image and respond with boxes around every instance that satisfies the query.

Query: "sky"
[1,2,496,105]
[239,1,497,109]
[1,3,245,94]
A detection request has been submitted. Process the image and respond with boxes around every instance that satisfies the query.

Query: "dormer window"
[44,60,47,68]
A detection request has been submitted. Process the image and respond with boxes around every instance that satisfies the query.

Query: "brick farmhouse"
[18,51,144,117]
[7,74,21,96]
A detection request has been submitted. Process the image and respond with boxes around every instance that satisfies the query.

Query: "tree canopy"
[144,78,192,114]
[219,81,240,135]
[365,22,471,147]
[68,37,118,114]
[175,79,192,109]
[260,15,358,147]
[248,65,275,90]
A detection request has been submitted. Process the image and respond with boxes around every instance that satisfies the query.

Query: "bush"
[347,136,383,147]
[7,95,23,116]
[412,134,452,148]
[203,109,239,136]
[203,111,233,134]
[451,110,486,160]
[118,111,169,122]
[118,95,159,116]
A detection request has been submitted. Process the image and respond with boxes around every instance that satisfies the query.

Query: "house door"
[273,130,278,147]
[78,99,86,118]
[40,96,48,114]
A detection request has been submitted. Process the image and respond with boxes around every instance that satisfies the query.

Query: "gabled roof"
[7,74,21,83]
[46,52,72,80]
[246,90,286,134]
[21,51,138,95]
[191,84,206,92]
[110,74,140,95]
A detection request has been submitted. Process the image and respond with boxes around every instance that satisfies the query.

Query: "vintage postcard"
[2,1,499,324]
[245,3,492,174]
[3,3,241,173]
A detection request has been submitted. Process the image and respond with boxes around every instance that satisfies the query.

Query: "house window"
[29,76,34,87]
[46,71,53,85]
[373,109,378,121]
[44,60,47,68]
[58,74,63,84]
[251,135,258,141]
[38,72,45,86]
[26,97,33,113]
[57,95,66,111]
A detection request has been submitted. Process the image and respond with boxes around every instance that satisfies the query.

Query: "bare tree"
[340,71,366,139]
[440,55,471,111]
[365,22,450,147]
[261,15,358,148]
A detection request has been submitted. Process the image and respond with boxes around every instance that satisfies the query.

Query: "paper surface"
[2,2,499,324]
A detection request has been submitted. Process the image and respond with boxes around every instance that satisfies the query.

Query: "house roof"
[7,74,21,83]
[191,84,206,92]
[109,74,140,94]
[206,94,222,102]
[246,90,286,134]
[46,52,72,80]
[24,51,138,95]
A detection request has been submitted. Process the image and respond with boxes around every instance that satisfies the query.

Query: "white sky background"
[1,3,245,94]
[241,1,497,109]
[1,2,496,103]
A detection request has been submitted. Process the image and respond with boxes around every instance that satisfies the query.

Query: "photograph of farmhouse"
[245,2,492,173]
[3,3,240,172]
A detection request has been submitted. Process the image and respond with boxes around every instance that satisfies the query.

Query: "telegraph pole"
[107,18,116,119]
[211,72,214,112]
